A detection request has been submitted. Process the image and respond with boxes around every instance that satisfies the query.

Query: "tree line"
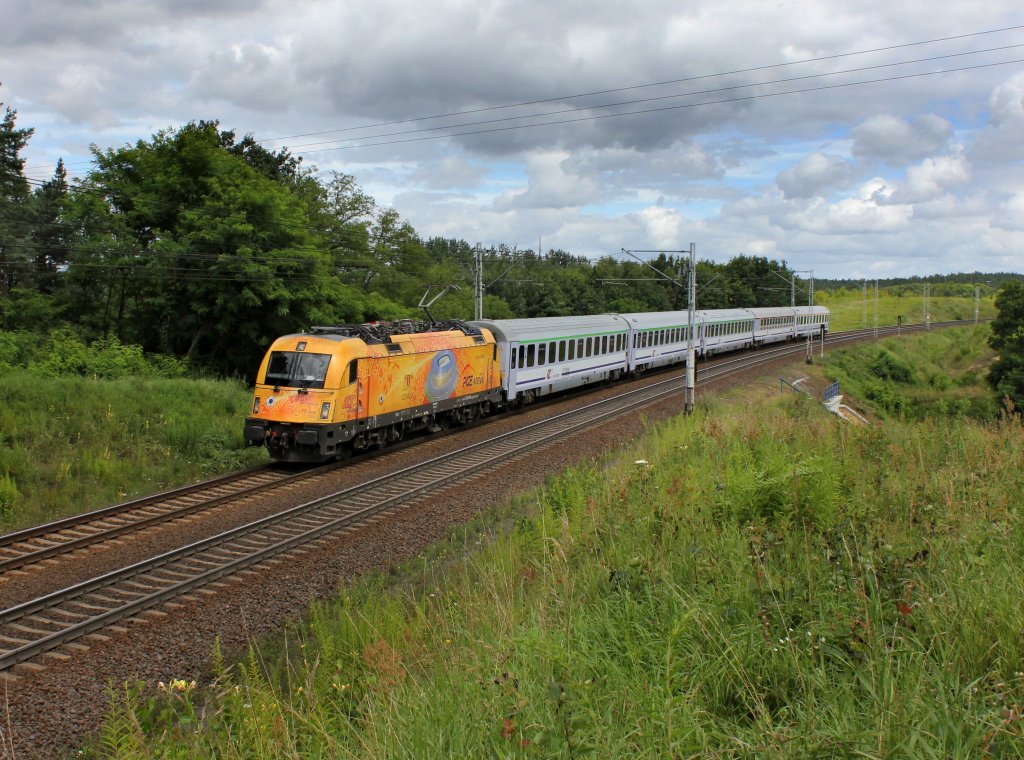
[1,105,1019,386]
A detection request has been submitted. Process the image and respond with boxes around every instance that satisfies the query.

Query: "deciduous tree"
[988,280,1024,411]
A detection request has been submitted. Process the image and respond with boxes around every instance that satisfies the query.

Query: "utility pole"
[863,279,867,329]
[474,243,484,321]
[974,285,980,324]
[685,243,696,414]
[873,280,879,340]
[809,270,814,306]
[619,246,696,414]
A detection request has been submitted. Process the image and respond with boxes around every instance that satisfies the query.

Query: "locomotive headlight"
[320,402,331,420]
[252,397,261,414]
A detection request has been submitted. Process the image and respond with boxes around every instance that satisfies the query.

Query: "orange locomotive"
[244,321,502,462]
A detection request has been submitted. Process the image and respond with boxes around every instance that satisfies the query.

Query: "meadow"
[817,288,993,332]
[94,326,1023,759]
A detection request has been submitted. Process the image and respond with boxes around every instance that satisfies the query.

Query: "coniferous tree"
[29,158,70,292]
[0,101,34,298]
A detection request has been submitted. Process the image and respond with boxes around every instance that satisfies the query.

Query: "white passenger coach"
[472,305,829,404]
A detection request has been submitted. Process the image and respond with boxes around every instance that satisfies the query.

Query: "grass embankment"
[95,327,1023,758]
[826,324,998,419]
[817,289,994,333]
[0,374,266,531]
[0,328,268,531]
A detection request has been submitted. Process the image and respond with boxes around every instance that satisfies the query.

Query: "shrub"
[867,348,915,383]
[0,473,18,525]
[2,328,189,380]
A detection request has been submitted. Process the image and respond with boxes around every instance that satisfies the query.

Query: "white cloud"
[2,0,1023,278]
[493,151,603,210]
[776,152,855,198]
[997,193,1024,232]
[638,205,685,249]
[408,156,487,190]
[971,71,1024,164]
[891,153,971,203]
[851,114,952,166]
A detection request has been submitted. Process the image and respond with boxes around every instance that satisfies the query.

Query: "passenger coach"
[470,315,630,405]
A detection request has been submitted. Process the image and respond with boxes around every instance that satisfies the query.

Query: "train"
[243,305,830,463]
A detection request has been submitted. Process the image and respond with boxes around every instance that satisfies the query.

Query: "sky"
[2,0,1023,279]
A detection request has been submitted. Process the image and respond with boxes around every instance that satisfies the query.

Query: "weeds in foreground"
[95,372,1024,757]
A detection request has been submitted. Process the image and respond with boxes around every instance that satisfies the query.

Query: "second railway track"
[0,464,339,575]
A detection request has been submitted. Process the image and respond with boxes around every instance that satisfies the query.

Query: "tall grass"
[0,373,267,531]
[93,330,1023,758]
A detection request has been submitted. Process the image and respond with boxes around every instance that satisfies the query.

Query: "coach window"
[568,340,575,360]
[526,344,535,367]
[538,343,546,366]
[518,346,525,368]
[582,337,590,356]
[510,348,517,369]
[558,341,566,361]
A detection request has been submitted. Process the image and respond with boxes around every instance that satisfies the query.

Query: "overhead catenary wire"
[252,24,1024,145]
[277,43,1024,152]
[291,57,1024,154]
[9,49,1022,241]
[16,23,1024,177]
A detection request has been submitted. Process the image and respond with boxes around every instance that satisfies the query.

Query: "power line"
[17,24,1024,176]
[279,43,1024,152]
[254,24,1024,145]
[290,57,1024,154]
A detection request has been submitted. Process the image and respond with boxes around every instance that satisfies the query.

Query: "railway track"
[0,320,967,672]
[0,465,344,576]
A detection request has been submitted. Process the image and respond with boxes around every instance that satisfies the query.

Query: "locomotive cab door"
[350,359,368,423]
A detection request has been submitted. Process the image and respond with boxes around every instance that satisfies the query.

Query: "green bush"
[867,348,915,383]
[0,473,18,526]
[0,328,189,379]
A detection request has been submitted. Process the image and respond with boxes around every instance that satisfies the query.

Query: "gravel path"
[1,354,803,759]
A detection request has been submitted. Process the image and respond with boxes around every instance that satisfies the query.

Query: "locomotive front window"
[264,351,331,389]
